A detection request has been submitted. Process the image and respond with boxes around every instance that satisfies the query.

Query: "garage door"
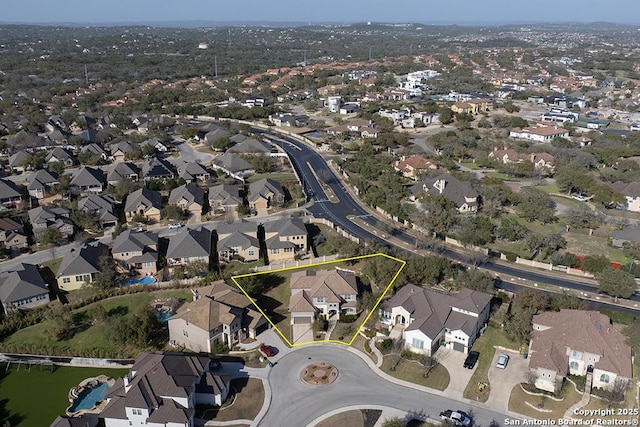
[453,342,466,352]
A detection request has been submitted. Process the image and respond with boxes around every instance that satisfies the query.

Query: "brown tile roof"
[290,268,358,296]
[290,290,316,314]
[529,310,632,378]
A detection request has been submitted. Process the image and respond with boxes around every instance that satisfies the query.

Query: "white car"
[168,223,182,229]
[496,353,510,369]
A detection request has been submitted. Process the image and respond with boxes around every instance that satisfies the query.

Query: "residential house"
[607,181,640,212]
[0,217,27,251]
[611,225,640,248]
[27,169,59,199]
[263,217,308,262]
[394,155,438,180]
[208,184,242,213]
[451,98,492,115]
[529,310,633,393]
[77,195,119,229]
[107,162,140,187]
[0,178,24,209]
[166,226,214,271]
[45,147,76,167]
[214,220,260,262]
[56,241,110,291]
[168,184,205,219]
[0,263,50,315]
[226,138,272,156]
[112,230,159,276]
[70,167,105,195]
[124,188,162,223]
[100,352,231,427]
[204,128,230,145]
[80,143,108,161]
[248,178,285,214]
[141,137,168,153]
[142,157,176,182]
[8,150,29,173]
[176,161,211,184]
[380,284,492,355]
[488,148,555,171]
[541,108,579,123]
[268,113,310,127]
[168,281,269,351]
[50,415,98,427]
[509,125,570,143]
[411,174,480,213]
[28,206,74,241]
[110,141,140,163]
[289,268,358,326]
[211,153,254,181]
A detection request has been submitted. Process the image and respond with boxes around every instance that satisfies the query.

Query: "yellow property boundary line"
[231,253,406,347]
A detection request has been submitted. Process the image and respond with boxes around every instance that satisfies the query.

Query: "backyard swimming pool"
[125,276,156,286]
[68,382,108,413]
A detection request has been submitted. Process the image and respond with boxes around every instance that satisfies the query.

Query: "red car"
[259,343,276,357]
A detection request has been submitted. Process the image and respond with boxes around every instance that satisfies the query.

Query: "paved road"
[261,345,513,427]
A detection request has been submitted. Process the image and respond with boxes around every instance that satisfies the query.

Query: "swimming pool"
[156,311,174,322]
[125,276,156,286]
[305,131,325,138]
[68,382,108,413]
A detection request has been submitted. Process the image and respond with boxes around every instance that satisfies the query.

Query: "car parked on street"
[463,351,479,369]
[440,409,473,426]
[168,223,182,229]
[496,353,510,369]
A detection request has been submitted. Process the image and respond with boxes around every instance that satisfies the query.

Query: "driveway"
[486,349,529,412]
[437,348,476,399]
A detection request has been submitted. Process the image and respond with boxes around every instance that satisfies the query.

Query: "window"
[248,250,254,256]
[569,361,579,371]
[63,277,70,284]
[316,296,324,303]
[132,408,142,415]
[600,374,610,384]
[571,350,582,358]
[411,338,424,350]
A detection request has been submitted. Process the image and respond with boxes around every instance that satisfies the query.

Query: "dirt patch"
[300,362,339,386]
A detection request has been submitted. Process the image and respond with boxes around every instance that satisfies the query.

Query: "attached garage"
[453,342,466,353]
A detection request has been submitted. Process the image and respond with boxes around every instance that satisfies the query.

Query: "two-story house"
[213,220,260,263]
[168,184,205,220]
[56,241,110,291]
[28,206,74,241]
[27,169,59,199]
[380,284,492,356]
[410,173,480,213]
[124,188,162,223]
[529,310,633,393]
[111,230,159,277]
[248,178,285,215]
[77,195,118,229]
[262,217,308,262]
[165,226,213,272]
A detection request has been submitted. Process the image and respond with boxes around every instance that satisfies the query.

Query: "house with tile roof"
[56,241,110,291]
[380,284,492,355]
[168,281,269,351]
[168,184,205,220]
[263,217,308,262]
[529,310,633,393]
[0,263,50,315]
[289,268,358,326]
[394,155,438,181]
[124,188,162,223]
[100,352,231,426]
[410,173,480,213]
[112,230,159,277]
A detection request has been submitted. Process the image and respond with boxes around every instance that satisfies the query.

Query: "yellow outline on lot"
[231,253,406,347]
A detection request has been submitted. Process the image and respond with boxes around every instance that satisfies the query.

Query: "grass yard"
[352,335,378,363]
[317,410,365,427]
[463,327,519,402]
[536,184,561,194]
[240,272,293,343]
[561,229,632,264]
[0,365,128,427]
[380,355,450,391]
[200,377,265,422]
[246,172,298,184]
[42,257,63,276]
[508,382,582,420]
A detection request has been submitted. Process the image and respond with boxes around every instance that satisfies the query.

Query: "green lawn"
[0,365,128,427]
[246,172,298,184]
[380,356,450,391]
[463,327,519,402]
[198,378,265,422]
[508,382,582,420]
[536,184,561,194]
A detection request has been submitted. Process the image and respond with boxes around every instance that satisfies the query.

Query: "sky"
[2,0,640,25]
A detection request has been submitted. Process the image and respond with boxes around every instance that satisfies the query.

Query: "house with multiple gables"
[56,241,110,291]
[528,310,633,393]
[488,148,555,171]
[110,141,140,163]
[112,230,159,277]
[166,226,214,271]
[124,188,162,223]
[28,206,74,241]
[168,281,269,351]
[77,195,119,229]
[509,124,570,143]
[227,138,272,156]
[213,220,260,263]
[0,263,50,315]
[0,217,27,252]
[248,178,285,214]
[176,161,211,184]
[289,268,358,327]
[80,143,108,161]
[100,352,231,427]
[70,166,105,195]
[45,147,76,167]
[211,153,254,181]
[208,184,242,213]
[107,162,140,187]
[410,173,480,213]
[394,155,439,181]
[263,217,308,262]
[168,184,205,220]
[142,157,176,182]
[380,284,492,356]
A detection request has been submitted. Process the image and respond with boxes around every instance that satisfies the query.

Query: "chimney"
[191,289,199,301]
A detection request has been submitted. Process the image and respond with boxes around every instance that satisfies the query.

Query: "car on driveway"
[260,343,276,357]
[496,353,510,369]
[463,351,479,369]
[168,223,182,229]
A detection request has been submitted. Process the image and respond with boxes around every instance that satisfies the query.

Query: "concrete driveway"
[437,348,476,399]
[485,349,529,412]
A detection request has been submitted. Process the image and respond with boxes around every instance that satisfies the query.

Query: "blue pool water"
[125,276,156,286]
[156,311,174,322]
[68,382,108,412]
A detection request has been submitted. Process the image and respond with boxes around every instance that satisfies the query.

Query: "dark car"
[259,343,276,357]
[463,351,479,369]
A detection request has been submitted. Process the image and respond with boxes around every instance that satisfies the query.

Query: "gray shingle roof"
[70,166,104,187]
[0,179,22,200]
[211,153,251,173]
[124,188,162,213]
[168,184,204,206]
[166,227,212,259]
[57,241,109,278]
[0,263,48,305]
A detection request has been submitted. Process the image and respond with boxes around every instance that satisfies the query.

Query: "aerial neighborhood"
[0,18,639,427]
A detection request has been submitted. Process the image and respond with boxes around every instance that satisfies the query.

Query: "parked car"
[259,343,276,357]
[168,223,182,229]
[440,410,472,427]
[463,351,479,369]
[496,353,510,369]
[131,227,145,232]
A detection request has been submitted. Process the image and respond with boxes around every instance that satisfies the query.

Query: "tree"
[161,204,186,221]
[70,209,100,232]
[496,217,527,241]
[597,268,636,300]
[38,228,63,245]
[381,417,406,427]
[516,187,556,223]
[212,136,231,151]
[566,208,602,230]
[581,255,611,274]
[456,268,495,293]
[438,107,454,124]
[555,163,592,195]
[458,214,495,246]
[48,161,66,176]
[90,255,119,291]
